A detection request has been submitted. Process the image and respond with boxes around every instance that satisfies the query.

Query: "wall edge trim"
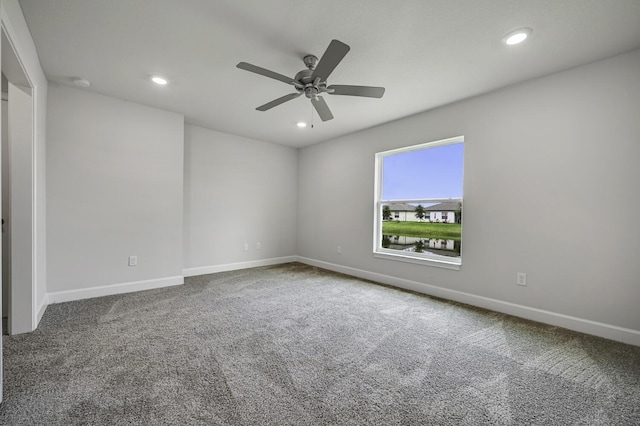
[47,275,184,304]
[183,256,297,277]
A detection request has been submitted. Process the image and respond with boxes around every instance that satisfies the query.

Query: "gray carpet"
[1,263,639,425]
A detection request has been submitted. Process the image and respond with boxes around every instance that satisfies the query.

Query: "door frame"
[0,0,45,403]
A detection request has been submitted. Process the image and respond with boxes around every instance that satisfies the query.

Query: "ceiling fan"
[237,39,385,122]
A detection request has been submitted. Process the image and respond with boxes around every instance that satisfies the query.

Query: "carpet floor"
[1,263,639,425]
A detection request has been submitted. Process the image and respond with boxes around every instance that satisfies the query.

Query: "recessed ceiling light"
[503,28,532,46]
[72,78,91,88]
[151,76,168,85]
[297,122,307,128]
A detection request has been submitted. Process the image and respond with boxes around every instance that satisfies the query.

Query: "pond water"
[382,235,461,258]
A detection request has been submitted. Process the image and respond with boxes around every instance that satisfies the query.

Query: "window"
[374,136,464,269]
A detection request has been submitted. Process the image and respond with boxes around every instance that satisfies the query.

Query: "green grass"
[382,221,461,240]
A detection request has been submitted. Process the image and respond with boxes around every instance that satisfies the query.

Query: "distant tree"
[415,204,426,221]
[454,202,462,224]
[382,205,391,221]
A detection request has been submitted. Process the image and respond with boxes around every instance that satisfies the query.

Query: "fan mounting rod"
[303,55,318,70]
[296,55,322,86]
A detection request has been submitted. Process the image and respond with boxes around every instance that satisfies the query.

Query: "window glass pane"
[382,143,463,200]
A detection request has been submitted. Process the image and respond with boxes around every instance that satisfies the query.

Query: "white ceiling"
[18,0,640,148]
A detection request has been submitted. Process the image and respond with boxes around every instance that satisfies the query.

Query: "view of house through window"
[374,136,464,266]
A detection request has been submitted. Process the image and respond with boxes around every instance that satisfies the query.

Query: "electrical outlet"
[337,246,342,254]
[256,242,261,250]
[244,243,249,251]
[517,272,527,286]
[128,256,137,266]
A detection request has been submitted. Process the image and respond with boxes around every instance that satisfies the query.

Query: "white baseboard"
[47,276,184,304]
[183,256,297,277]
[296,256,640,347]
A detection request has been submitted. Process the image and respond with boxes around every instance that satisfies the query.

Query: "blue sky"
[382,143,464,200]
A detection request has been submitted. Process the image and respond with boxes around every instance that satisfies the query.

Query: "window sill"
[373,250,461,270]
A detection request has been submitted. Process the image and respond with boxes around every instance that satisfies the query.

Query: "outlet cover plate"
[517,272,527,286]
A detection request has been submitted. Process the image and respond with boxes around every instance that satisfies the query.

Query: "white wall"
[183,124,297,275]
[297,49,640,341]
[47,85,184,299]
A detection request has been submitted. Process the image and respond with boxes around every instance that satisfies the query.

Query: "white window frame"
[373,136,464,270]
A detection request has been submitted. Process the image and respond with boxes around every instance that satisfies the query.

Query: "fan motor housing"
[294,69,314,85]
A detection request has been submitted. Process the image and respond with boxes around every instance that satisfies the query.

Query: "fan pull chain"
[310,102,314,128]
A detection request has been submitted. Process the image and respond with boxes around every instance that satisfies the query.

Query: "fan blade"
[237,62,299,87]
[311,40,350,82]
[311,96,334,121]
[256,92,301,111]
[328,85,385,98]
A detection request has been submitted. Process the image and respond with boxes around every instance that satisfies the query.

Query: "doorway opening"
[1,27,35,336]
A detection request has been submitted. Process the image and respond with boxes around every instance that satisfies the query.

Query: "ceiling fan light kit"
[237,39,385,122]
